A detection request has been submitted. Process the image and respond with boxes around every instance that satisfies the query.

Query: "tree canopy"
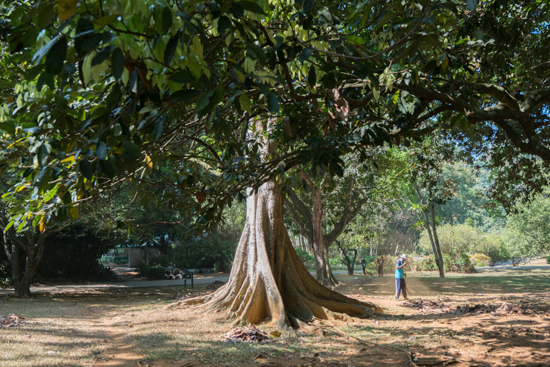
[0,0,463,233]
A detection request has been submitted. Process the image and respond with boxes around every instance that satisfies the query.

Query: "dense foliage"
[1,0,550,296]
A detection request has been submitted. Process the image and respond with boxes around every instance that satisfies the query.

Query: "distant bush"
[295,248,315,268]
[137,263,166,280]
[388,253,476,273]
[418,223,509,264]
[546,254,550,264]
[446,253,476,273]
[155,234,237,271]
[486,242,511,265]
[411,254,437,271]
[470,253,491,267]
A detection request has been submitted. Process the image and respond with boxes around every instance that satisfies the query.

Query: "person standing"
[360,258,366,275]
[395,254,408,300]
[376,256,385,277]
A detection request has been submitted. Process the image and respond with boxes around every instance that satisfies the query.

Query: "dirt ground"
[1,264,549,367]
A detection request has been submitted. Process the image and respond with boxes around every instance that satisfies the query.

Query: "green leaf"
[111,47,125,80]
[308,65,316,87]
[99,159,115,179]
[92,46,114,66]
[161,6,173,33]
[239,92,251,114]
[466,0,477,11]
[170,89,200,103]
[299,48,312,61]
[94,14,120,27]
[374,11,399,32]
[152,117,164,141]
[37,143,49,167]
[267,93,279,113]
[164,34,179,65]
[96,141,107,160]
[122,140,142,159]
[302,0,313,15]
[169,69,196,84]
[0,121,15,135]
[237,1,265,14]
[79,159,94,180]
[247,43,267,65]
[32,34,61,64]
[472,29,484,40]
[195,91,213,111]
[25,65,44,80]
[330,160,343,177]
[4,220,14,233]
[218,16,231,34]
[37,3,55,30]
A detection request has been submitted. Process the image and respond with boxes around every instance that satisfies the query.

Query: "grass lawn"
[1,264,549,367]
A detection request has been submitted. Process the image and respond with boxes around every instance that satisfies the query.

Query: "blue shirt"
[395,259,404,279]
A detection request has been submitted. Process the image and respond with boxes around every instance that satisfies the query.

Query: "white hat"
[401,254,407,259]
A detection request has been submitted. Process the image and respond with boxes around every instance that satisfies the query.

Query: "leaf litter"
[400,299,537,316]
[167,292,205,300]
[1,314,26,327]
[204,280,226,290]
[221,325,274,343]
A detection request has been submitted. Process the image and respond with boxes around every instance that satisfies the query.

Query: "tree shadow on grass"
[128,331,414,367]
[348,313,550,367]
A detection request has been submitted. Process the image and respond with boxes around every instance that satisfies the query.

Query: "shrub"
[34,223,117,281]
[454,253,476,273]
[415,254,437,271]
[470,253,491,267]
[137,262,166,280]
[156,234,237,270]
[546,254,550,264]
[487,242,511,265]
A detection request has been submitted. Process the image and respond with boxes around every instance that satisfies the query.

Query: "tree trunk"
[284,174,369,287]
[311,233,338,287]
[2,228,47,298]
[173,182,383,329]
[430,203,445,278]
[336,242,357,275]
[415,182,445,278]
[13,266,34,298]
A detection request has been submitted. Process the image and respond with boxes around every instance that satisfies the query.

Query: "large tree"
[177,121,382,329]
[0,0,472,324]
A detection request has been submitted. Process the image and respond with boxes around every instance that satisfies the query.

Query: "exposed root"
[166,181,383,329]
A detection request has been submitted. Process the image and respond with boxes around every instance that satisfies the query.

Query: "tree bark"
[172,181,383,329]
[415,183,445,278]
[2,227,47,298]
[430,203,445,278]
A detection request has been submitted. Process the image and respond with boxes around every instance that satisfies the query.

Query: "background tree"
[283,167,369,286]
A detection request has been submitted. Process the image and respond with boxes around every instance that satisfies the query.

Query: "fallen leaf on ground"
[221,325,273,343]
[205,281,226,290]
[0,314,26,327]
